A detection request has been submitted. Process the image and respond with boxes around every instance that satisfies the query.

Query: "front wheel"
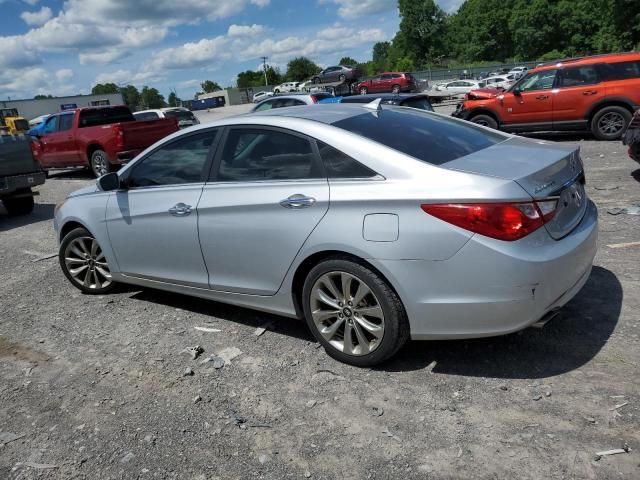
[2,189,34,216]
[359,87,368,95]
[339,74,346,82]
[90,150,112,178]
[591,106,631,140]
[470,114,498,129]
[59,227,115,294]
[313,77,320,85]
[302,257,409,367]
[391,84,401,94]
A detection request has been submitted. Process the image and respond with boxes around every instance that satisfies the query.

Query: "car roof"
[249,103,398,124]
[532,51,640,73]
[341,93,430,103]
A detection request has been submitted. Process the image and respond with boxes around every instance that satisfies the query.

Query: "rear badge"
[534,181,556,194]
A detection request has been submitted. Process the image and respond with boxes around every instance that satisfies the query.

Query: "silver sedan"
[54,103,597,366]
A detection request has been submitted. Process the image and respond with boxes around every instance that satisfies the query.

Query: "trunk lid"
[443,136,587,239]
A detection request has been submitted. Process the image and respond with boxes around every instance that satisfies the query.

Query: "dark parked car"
[623,109,640,164]
[319,93,434,111]
[0,133,45,215]
[313,65,361,84]
[354,72,417,95]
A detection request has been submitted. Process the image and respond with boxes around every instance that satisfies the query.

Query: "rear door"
[378,74,393,92]
[499,69,558,130]
[197,126,329,295]
[553,65,604,130]
[105,129,219,287]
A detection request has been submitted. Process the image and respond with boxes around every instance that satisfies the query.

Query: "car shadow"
[47,168,94,180]
[128,288,314,342]
[519,131,596,142]
[380,266,621,378]
[631,169,640,182]
[0,202,55,231]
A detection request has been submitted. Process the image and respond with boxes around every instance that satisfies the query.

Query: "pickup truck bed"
[0,134,46,215]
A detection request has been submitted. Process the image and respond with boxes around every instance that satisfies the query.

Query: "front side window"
[254,100,276,111]
[216,128,321,182]
[42,116,58,134]
[128,130,217,187]
[516,70,558,92]
[317,141,376,179]
[58,114,74,131]
[558,66,600,87]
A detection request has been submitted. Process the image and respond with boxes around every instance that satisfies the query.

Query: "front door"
[553,64,604,129]
[55,112,81,165]
[499,69,558,130]
[37,115,61,168]
[105,129,219,287]
[197,126,329,295]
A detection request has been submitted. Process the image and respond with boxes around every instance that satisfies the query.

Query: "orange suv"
[452,52,640,140]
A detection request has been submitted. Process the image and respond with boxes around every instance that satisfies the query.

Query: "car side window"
[518,70,557,91]
[380,74,392,80]
[216,128,322,182]
[128,130,217,188]
[558,66,600,87]
[601,60,640,80]
[254,100,275,111]
[58,114,74,132]
[42,116,58,134]
[317,141,377,179]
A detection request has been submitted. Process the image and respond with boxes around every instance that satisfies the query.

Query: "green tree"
[34,94,54,99]
[339,56,359,66]
[140,86,165,109]
[167,92,181,107]
[372,41,391,72]
[395,0,447,67]
[91,83,120,95]
[285,57,321,81]
[119,85,140,108]
[201,80,221,93]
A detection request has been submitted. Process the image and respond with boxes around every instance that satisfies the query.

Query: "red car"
[355,72,416,95]
[31,106,179,177]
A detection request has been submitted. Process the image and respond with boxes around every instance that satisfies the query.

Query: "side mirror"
[97,172,122,191]
[513,88,522,96]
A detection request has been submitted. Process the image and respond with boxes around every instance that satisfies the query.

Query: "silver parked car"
[251,93,333,112]
[54,103,597,366]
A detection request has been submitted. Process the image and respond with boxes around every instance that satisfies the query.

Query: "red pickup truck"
[31,106,178,177]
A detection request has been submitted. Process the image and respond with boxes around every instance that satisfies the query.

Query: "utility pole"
[261,56,268,86]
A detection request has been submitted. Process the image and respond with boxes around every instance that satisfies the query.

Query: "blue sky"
[0,0,463,101]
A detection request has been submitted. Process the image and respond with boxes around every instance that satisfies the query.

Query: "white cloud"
[177,79,202,89]
[148,36,230,70]
[55,68,73,82]
[0,66,77,98]
[320,0,395,19]
[22,0,40,5]
[250,0,270,6]
[94,69,160,86]
[20,6,52,26]
[227,24,267,37]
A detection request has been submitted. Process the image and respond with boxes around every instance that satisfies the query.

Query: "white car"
[29,114,50,127]
[252,91,274,103]
[273,82,299,93]
[508,66,528,78]
[435,80,485,94]
[133,107,199,129]
[482,76,514,89]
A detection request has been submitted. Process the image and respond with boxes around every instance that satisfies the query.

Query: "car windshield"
[331,108,506,165]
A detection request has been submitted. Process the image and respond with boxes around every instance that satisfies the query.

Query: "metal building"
[0,93,124,122]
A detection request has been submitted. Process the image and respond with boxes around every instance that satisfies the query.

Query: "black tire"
[631,143,640,165]
[591,106,632,140]
[313,77,321,85]
[2,189,34,216]
[90,149,113,178]
[391,84,401,94]
[359,87,368,95]
[470,114,498,129]
[339,74,346,82]
[59,227,116,295]
[302,256,410,367]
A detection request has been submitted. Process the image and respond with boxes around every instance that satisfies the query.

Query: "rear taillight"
[421,201,558,241]
[114,125,124,149]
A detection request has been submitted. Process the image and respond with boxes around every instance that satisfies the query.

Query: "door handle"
[582,90,598,95]
[168,203,192,216]
[535,95,549,100]
[280,194,316,209]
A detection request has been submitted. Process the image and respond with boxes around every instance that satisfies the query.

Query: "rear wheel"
[591,106,631,140]
[339,74,346,82]
[470,114,498,129]
[59,227,115,294]
[359,87,368,95]
[90,149,112,178]
[302,257,409,367]
[313,77,321,85]
[2,189,34,216]
[631,143,640,165]
[391,84,401,94]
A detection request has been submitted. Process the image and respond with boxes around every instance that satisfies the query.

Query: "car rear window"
[79,106,135,127]
[331,109,505,165]
[163,110,197,121]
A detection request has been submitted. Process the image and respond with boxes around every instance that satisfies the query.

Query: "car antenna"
[363,98,383,111]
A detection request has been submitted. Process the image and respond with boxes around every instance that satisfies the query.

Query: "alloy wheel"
[92,153,108,177]
[64,236,112,289]
[598,112,625,136]
[309,271,385,356]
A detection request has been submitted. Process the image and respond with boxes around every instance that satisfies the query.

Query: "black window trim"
[121,127,222,190]
[207,125,326,184]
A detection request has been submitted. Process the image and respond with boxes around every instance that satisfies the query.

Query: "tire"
[302,256,409,367]
[339,74,346,82]
[591,106,632,140]
[391,84,401,94]
[313,77,321,85]
[90,149,112,178]
[359,87,368,95]
[2,189,34,216]
[631,143,640,165]
[470,114,498,129]
[59,227,116,295]
[274,89,280,94]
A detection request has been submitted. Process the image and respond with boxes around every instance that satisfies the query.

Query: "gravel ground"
[1,107,639,479]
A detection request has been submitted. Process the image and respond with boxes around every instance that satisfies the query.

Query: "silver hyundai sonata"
[54,103,598,366]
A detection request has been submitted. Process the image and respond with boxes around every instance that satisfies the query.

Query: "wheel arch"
[86,143,105,163]
[59,219,94,243]
[467,107,501,125]
[585,97,635,123]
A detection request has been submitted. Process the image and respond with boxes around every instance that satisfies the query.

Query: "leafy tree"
[339,57,359,66]
[395,0,447,67]
[372,41,391,72]
[34,94,54,99]
[140,86,165,109]
[237,65,282,87]
[201,80,221,93]
[119,85,140,108]
[91,83,120,95]
[286,57,321,82]
[167,92,181,107]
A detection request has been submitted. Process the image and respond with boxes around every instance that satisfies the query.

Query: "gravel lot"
[1,104,639,479]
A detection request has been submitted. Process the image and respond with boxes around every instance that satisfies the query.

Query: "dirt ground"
[1,107,639,479]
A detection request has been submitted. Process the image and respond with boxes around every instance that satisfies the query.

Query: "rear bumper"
[0,171,46,197]
[374,200,598,340]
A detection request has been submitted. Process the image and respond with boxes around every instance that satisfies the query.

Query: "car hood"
[466,88,504,100]
[69,184,99,198]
